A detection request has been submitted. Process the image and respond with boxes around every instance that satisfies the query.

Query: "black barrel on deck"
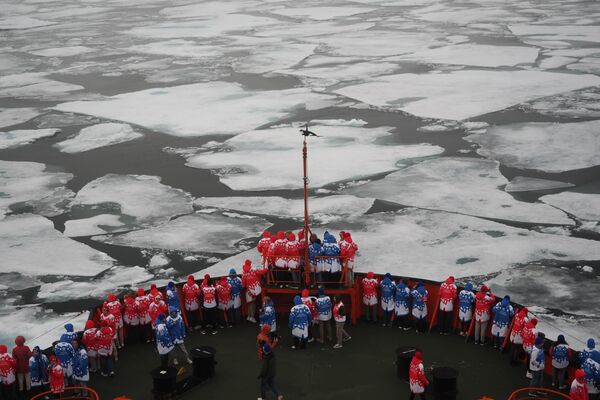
[191,346,216,380]
[151,366,177,399]
[432,366,459,400]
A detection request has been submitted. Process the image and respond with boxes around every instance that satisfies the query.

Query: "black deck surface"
[91,320,534,399]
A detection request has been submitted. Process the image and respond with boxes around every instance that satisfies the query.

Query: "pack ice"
[346,157,572,225]
[335,70,600,120]
[93,213,271,254]
[185,122,443,191]
[54,123,143,153]
[0,128,60,150]
[54,82,337,137]
[465,121,600,173]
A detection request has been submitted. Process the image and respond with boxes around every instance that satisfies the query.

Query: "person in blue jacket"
[411,282,428,333]
[60,323,77,344]
[155,314,174,369]
[458,282,476,336]
[380,273,396,327]
[29,346,49,396]
[167,307,192,366]
[581,348,600,398]
[321,232,341,283]
[289,295,312,350]
[315,287,333,343]
[72,338,89,395]
[491,295,515,349]
[227,269,243,324]
[551,334,571,390]
[259,297,277,338]
[54,338,75,386]
[166,281,181,311]
[580,338,596,366]
[394,280,411,330]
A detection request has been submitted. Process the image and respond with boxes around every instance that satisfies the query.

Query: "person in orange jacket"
[409,351,429,399]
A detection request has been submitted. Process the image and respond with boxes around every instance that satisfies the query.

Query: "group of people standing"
[360,272,600,399]
[257,230,358,286]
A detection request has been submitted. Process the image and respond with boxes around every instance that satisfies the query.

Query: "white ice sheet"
[54,123,143,153]
[0,128,59,150]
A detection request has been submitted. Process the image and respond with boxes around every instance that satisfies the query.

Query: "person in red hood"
[148,283,160,303]
[474,284,494,346]
[301,289,318,343]
[82,320,99,373]
[286,232,301,285]
[361,271,379,323]
[105,293,124,349]
[242,260,266,323]
[257,230,271,269]
[96,323,114,377]
[11,336,31,395]
[273,231,288,275]
[217,276,232,328]
[438,276,457,335]
[409,351,429,399]
[182,275,201,330]
[570,369,588,400]
[509,307,529,365]
[0,344,17,399]
[136,288,152,343]
[123,292,139,343]
[256,324,279,361]
[297,230,307,268]
[49,355,64,397]
[522,318,539,379]
[340,232,358,286]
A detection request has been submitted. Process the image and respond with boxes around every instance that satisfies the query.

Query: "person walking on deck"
[315,287,333,343]
[333,295,351,349]
[409,351,429,400]
[155,314,174,370]
[438,276,457,335]
[257,325,279,361]
[257,344,284,400]
[167,307,193,366]
[259,296,277,338]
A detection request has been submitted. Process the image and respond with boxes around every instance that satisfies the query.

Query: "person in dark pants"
[257,344,284,400]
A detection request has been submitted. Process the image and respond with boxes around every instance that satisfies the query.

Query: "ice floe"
[541,191,600,222]
[509,24,600,43]
[567,57,600,74]
[539,56,576,69]
[126,39,223,59]
[277,60,399,83]
[54,123,143,153]
[93,213,271,254]
[526,87,600,118]
[148,254,171,268]
[63,214,126,237]
[0,128,59,150]
[0,73,85,100]
[55,82,337,137]
[0,214,115,276]
[0,160,74,217]
[159,1,260,18]
[194,195,374,221]
[184,123,444,191]
[0,307,89,350]
[269,6,376,21]
[505,177,574,193]
[37,266,153,302]
[400,43,538,67]
[335,70,600,120]
[465,121,600,173]
[346,157,573,225]
[233,43,317,74]
[71,174,193,231]
[0,108,42,129]
[0,16,55,30]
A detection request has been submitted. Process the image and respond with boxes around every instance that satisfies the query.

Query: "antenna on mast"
[300,122,318,287]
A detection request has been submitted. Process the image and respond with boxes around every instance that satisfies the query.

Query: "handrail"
[30,387,100,400]
[508,387,570,399]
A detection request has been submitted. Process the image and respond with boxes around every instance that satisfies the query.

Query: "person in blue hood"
[458,282,476,336]
[321,231,341,283]
[580,338,596,364]
[166,281,181,311]
[411,283,428,333]
[167,307,192,366]
[380,273,396,327]
[155,314,174,369]
[491,295,515,349]
[227,269,243,324]
[289,295,311,350]
[60,323,77,344]
[394,280,411,330]
[308,234,324,282]
[551,334,571,389]
[29,346,49,395]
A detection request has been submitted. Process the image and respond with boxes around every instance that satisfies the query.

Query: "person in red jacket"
[82,320,99,373]
[257,230,271,269]
[256,324,279,361]
[182,275,201,330]
[49,356,64,398]
[95,324,114,377]
[105,293,124,349]
[0,344,17,399]
[286,232,301,285]
[570,369,588,400]
[12,335,32,395]
[361,272,379,323]
[474,285,495,346]
[242,260,265,323]
[409,351,429,399]
[136,287,152,343]
[149,294,168,331]
[438,276,457,335]
[340,232,358,286]
[216,277,232,328]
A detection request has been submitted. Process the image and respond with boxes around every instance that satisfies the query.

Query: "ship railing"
[30,387,100,400]
[262,255,353,287]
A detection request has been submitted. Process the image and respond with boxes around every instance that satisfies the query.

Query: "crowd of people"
[0,228,598,400]
[358,272,600,399]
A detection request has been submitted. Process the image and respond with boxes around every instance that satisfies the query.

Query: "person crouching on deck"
[167,307,192,365]
[409,351,429,400]
[289,295,311,350]
[411,282,428,333]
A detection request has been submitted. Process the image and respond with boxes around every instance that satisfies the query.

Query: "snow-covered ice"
[71,174,193,231]
[567,57,600,75]
[0,214,115,276]
[55,82,337,137]
[400,43,538,67]
[269,6,376,21]
[541,191,600,222]
[0,160,74,217]
[0,307,89,351]
[127,39,223,59]
[0,128,60,150]
[277,60,399,83]
[346,157,573,225]
[0,108,42,129]
[0,16,55,30]
[54,123,143,153]
[505,176,574,193]
[195,195,374,221]
[159,1,260,18]
[0,73,85,100]
[37,266,153,302]
[63,214,126,237]
[465,121,600,173]
[509,24,600,43]
[148,254,170,268]
[335,70,600,120]
[233,43,317,74]
[539,56,576,69]
[184,122,444,191]
[94,213,271,254]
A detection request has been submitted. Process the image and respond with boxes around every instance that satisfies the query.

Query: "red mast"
[300,124,317,287]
